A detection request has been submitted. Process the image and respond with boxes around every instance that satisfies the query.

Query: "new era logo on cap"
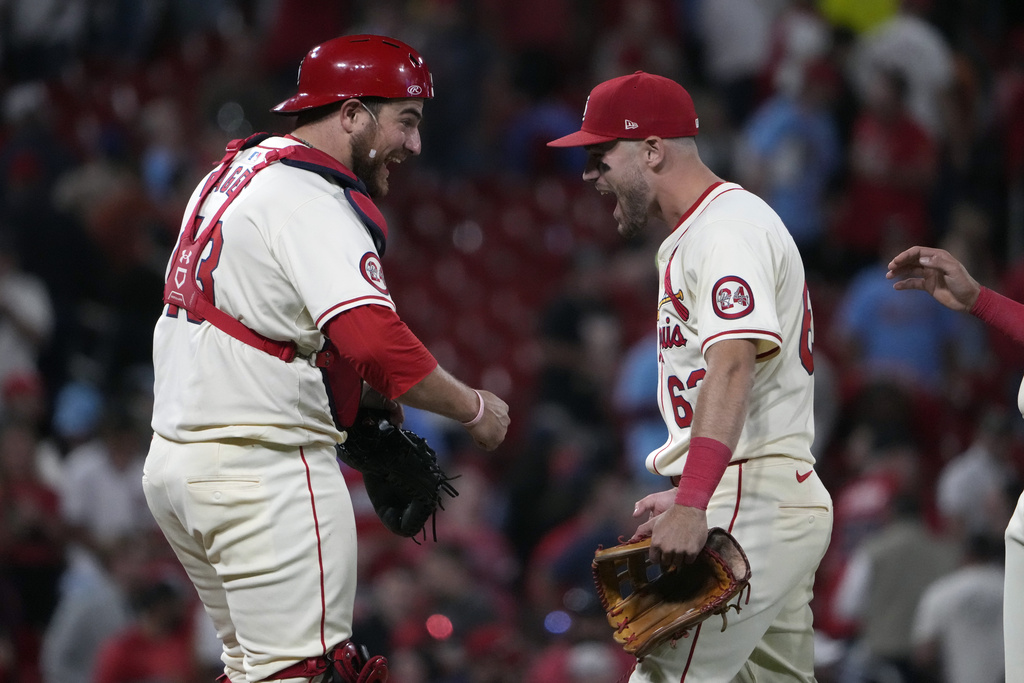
[547,71,700,148]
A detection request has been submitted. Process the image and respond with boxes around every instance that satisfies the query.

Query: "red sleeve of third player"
[324,305,438,400]
[971,286,1024,347]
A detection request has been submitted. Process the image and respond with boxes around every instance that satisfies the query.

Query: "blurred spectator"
[0,577,21,682]
[91,579,197,683]
[831,69,938,268]
[936,406,1020,540]
[461,623,527,683]
[765,0,833,98]
[695,0,773,126]
[527,638,633,683]
[0,234,54,418]
[59,402,152,569]
[0,420,65,683]
[501,49,587,177]
[848,0,955,139]
[833,493,960,683]
[502,418,614,566]
[352,562,430,661]
[815,421,920,639]
[481,0,576,59]
[414,2,496,174]
[688,88,736,178]
[425,461,520,589]
[911,532,1005,683]
[590,0,684,84]
[734,56,842,271]
[49,380,104,457]
[833,233,964,396]
[0,0,88,82]
[931,56,1005,240]
[612,331,667,492]
[417,542,505,639]
[524,473,638,616]
[533,248,621,428]
[0,421,65,630]
[39,532,150,683]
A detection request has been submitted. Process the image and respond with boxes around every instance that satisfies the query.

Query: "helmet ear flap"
[272,34,433,114]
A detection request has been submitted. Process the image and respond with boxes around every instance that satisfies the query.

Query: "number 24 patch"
[713,276,754,319]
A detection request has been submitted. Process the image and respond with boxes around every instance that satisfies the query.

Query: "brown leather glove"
[591,527,752,660]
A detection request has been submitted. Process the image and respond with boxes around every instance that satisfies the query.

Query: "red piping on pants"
[728,461,743,533]
[300,447,329,652]
[680,463,742,681]
[679,622,704,681]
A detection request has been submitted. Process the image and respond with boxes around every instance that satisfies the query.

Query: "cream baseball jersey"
[151,136,394,446]
[647,182,816,476]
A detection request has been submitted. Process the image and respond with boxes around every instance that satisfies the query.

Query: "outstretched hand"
[886,246,981,313]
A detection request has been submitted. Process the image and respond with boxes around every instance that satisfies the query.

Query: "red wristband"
[674,437,733,510]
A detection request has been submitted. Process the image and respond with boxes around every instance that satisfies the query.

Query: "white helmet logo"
[407,85,422,95]
[625,119,639,130]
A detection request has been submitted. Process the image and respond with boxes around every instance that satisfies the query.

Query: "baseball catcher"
[337,408,458,540]
[592,528,751,660]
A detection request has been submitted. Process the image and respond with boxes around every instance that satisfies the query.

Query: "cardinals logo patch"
[360,253,389,294]
[712,276,754,319]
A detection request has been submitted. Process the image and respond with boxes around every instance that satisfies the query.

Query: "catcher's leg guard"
[326,641,388,683]
[264,641,388,682]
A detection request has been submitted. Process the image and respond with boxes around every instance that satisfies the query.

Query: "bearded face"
[616,164,652,238]
[350,125,389,198]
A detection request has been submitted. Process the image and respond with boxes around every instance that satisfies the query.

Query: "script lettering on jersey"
[659,316,687,351]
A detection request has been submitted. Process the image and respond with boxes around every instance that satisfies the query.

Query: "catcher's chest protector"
[163,133,387,428]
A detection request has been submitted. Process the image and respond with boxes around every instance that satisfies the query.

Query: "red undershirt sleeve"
[323,305,438,400]
[970,286,1024,346]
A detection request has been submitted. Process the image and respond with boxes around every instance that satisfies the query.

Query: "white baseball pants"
[631,455,833,683]
[143,434,357,683]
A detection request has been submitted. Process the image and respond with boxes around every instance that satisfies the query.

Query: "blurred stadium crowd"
[1,0,1024,681]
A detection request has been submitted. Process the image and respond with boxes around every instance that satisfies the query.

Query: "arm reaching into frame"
[887,245,1024,345]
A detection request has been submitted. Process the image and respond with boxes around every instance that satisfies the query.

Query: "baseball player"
[548,71,833,682]
[886,245,1024,683]
[143,35,509,683]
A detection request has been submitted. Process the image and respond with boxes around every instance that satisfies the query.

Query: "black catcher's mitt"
[336,409,458,540]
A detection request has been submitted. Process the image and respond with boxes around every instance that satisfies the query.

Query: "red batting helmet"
[272,34,434,114]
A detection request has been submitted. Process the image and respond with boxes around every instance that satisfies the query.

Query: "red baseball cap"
[547,71,699,147]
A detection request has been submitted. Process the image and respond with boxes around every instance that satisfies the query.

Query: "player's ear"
[339,99,365,133]
[643,137,665,168]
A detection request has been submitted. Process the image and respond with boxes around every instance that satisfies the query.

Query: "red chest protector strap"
[162,133,389,364]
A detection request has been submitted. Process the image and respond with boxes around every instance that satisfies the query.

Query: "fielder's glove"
[337,409,458,540]
[591,527,752,660]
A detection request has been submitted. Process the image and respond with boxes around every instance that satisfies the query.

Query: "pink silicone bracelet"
[461,390,485,427]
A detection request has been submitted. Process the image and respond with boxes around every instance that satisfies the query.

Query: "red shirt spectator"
[91,581,195,683]
[833,69,938,261]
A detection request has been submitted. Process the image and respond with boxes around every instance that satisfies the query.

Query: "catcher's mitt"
[592,527,751,660]
[336,409,458,540]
